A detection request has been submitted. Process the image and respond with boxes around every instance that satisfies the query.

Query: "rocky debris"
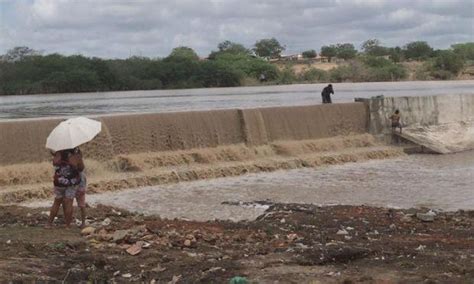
[416,211,436,222]
[112,229,130,243]
[0,204,472,283]
[80,226,96,236]
[296,246,371,265]
[101,218,111,226]
[126,243,142,256]
[336,229,349,235]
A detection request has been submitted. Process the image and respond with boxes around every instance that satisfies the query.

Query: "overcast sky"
[0,0,473,58]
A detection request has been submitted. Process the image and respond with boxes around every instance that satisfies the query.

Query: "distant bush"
[452,43,474,61]
[299,68,328,82]
[277,66,297,84]
[302,50,317,58]
[431,50,464,75]
[329,58,407,82]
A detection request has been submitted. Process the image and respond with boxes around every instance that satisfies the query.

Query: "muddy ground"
[0,203,472,283]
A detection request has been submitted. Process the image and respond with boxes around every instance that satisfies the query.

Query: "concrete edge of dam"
[0,103,369,165]
[356,93,474,153]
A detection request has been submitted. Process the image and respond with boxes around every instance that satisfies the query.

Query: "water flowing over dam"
[358,93,474,154]
[0,103,403,203]
[2,94,474,206]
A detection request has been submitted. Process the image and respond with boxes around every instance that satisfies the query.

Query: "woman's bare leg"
[79,207,86,228]
[63,198,74,228]
[46,198,63,228]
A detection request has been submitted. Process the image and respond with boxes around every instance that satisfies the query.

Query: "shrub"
[299,68,328,82]
[302,50,317,58]
[277,66,297,84]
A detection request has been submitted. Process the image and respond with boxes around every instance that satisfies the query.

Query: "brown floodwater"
[2,80,474,119]
[25,151,474,221]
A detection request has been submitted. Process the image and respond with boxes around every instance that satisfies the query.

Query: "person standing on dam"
[390,109,402,134]
[321,84,334,104]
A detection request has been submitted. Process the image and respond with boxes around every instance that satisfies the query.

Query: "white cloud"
[0,0,472,58]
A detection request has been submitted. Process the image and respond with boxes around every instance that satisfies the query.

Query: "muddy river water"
[8,81,474,220]
[2,80,474,119]
[25,151,474,221]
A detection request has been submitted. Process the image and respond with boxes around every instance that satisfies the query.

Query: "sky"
[0,0,473,58]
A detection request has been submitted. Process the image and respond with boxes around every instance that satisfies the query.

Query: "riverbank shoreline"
[0,203,472,282]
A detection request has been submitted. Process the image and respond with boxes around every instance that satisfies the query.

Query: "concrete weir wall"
[356,94,474,153]
[357,94,474,135]
[0,103,368,165]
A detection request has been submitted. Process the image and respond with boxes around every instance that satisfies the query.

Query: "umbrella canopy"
[46,117,102,151]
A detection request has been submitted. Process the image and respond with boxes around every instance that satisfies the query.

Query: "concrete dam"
[1,94,473,203]
[357,93,474,154]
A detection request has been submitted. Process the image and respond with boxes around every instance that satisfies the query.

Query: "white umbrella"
[46,117,102,151]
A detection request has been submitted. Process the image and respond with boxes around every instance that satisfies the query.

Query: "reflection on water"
[2,80,474,119]
[49,151,472,221]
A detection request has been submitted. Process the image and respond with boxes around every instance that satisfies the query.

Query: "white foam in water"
[23,150,474,221]
[402,120,474,153]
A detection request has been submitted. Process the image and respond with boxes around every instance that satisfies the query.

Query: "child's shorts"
[54,186,77,199]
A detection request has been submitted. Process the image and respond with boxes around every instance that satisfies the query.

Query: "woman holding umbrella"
[46,147,84,228]
[45,117,101,228]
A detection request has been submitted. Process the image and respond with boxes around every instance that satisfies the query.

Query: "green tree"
[388,47,403,62]
[361,39,389,56]
[403,41,433,60]
[2,46,39,62]
[431,50,464,77]
[167,46,200,61]
[253,38,285,59]
[320,45,337,61]
[197,61,243,87]
[217,40,250,54]
[213,53,279,80]
[335,43,357,60]
[451,42,474,60]
[208,41,251,59]
[302,49,317,58]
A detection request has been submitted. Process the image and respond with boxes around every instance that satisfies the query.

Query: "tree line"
[0,39,473,96]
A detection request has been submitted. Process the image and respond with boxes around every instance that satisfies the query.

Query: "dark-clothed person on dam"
[321,84,334,104]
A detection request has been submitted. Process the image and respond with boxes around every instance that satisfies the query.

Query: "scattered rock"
[287,233,298,242]
[126,243,142,256]
[122,273,132,278]
[401,215,413,223]
[336,229,349,235]
[415,245,426,251]
[152,264,166,272]
[168,275,182,284]
[183,239,192,247]
[81,227,96,236]
[101,218,111,226]
[112,230,130,243]
[416,213,435,222]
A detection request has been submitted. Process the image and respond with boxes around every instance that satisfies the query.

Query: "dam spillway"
[0,103,368,165]
[357,93,474,153]
[2,93,474,204]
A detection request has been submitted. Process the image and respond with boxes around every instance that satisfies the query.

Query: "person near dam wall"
[321,84,334,104]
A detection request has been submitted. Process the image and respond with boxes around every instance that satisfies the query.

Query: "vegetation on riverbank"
[1,40,473,96]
